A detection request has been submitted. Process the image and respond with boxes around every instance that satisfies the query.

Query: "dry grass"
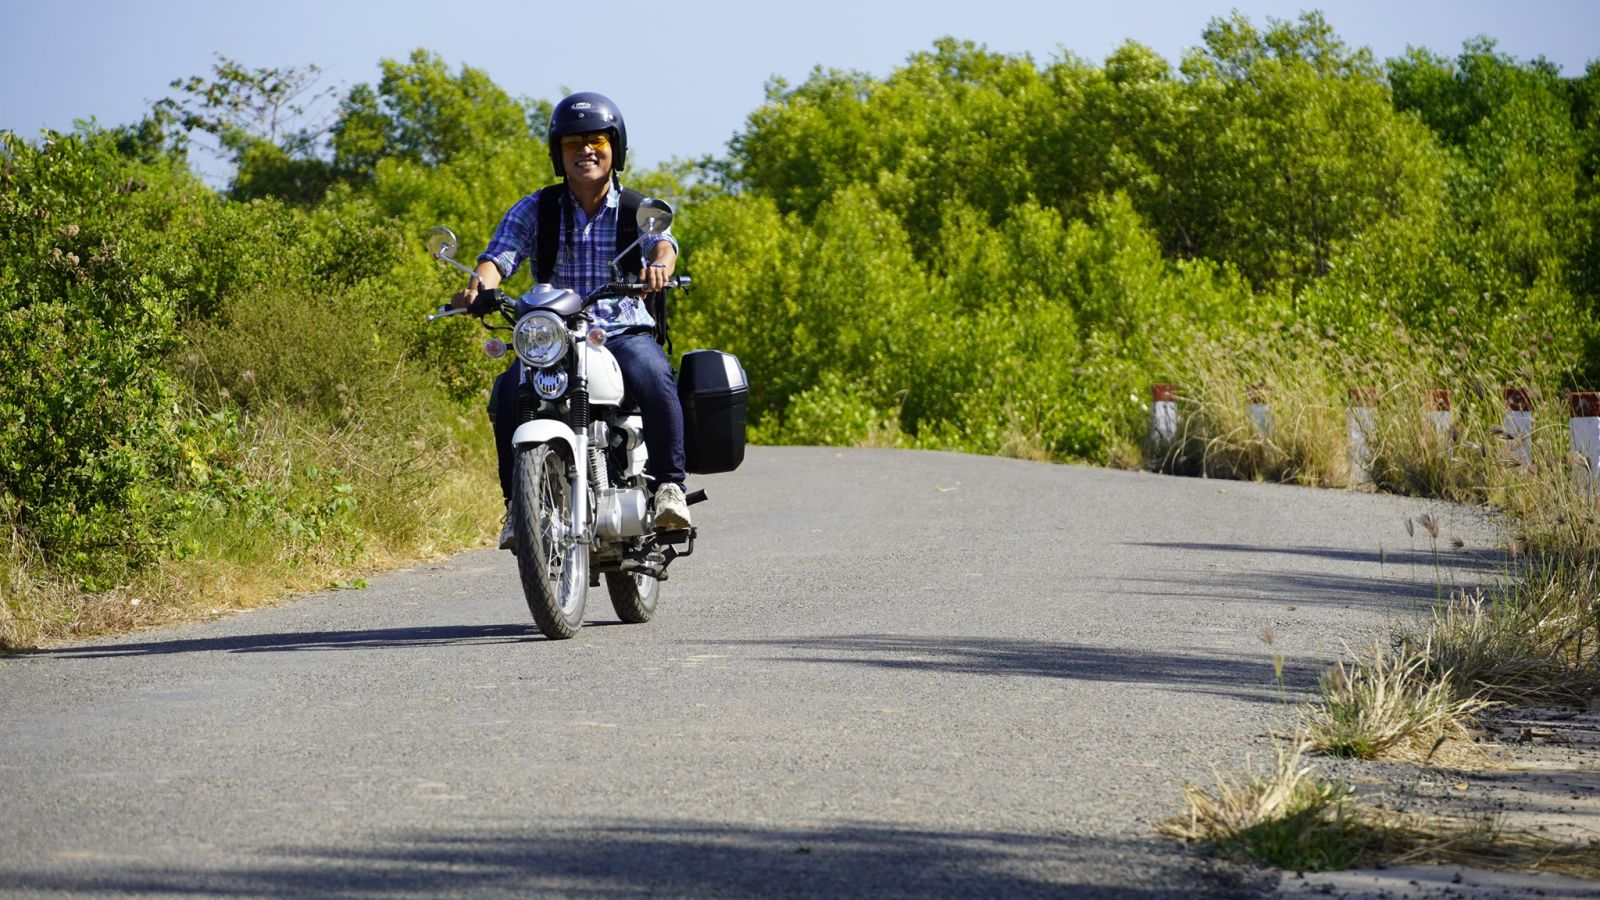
[1165,736,1600,877]
[1303,642,1493,764]
[1379,815,1600,880]
[1,494,497,652]
[1161,741,1371,870]
[1158,329,1600,878]
[1,402,502,652]
[1161,349,1353,486]
[1416,576,1600,705]
[1165,330,1598,696]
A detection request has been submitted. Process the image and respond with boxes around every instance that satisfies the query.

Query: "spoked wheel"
[512,444,588,639]
[605,571,660,624]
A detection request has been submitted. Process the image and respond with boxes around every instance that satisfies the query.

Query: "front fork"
[567,339,592,545]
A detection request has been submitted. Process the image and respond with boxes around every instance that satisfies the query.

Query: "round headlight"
[512,311,568,368]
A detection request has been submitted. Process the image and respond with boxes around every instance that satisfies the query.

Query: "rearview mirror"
[636,198,673,235]
[425,226,478,278]
[612,198,676,278]
[426,226,459,260]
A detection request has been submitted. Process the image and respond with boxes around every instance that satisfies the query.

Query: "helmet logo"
[572,102,593,110]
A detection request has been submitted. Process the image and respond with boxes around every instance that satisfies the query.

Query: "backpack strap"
[617,188,642,269]
[534,185,564,284]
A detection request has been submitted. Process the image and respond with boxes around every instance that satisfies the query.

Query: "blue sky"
[4,0,1596,173]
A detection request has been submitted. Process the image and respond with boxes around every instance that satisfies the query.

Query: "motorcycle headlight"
[512,311,568,368]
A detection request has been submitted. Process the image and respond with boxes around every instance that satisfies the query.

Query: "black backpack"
[534,184,670,350]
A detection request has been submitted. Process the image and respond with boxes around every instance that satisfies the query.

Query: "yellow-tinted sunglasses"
[559,131,611,151]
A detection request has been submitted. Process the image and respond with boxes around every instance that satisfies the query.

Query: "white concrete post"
[1347,387,1377,483]
[1571,391,1600,491]
[1427,389,1453,446]
[1502,387,1533,469]
[1247,384,1272,439]
[1150,383,1178,448]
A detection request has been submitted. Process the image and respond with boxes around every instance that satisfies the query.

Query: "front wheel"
[606,571,659,624]
[512,444,588,639]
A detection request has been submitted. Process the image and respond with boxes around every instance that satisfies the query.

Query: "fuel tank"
[586,343,625,407]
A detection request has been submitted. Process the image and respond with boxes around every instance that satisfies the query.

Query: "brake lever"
[427,305,470,322]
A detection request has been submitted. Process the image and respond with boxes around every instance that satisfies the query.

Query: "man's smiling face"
[561,131,614,187]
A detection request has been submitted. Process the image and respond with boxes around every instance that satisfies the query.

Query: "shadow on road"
[0,818,1251,899]
[710,634,1308,704]
[1124,541,1511,577]
[14,622,634,659]
[1111,569,1449,611]
[1114,541,1511,613]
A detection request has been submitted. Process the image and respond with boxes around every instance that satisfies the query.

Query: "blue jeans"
[491,332,686,503]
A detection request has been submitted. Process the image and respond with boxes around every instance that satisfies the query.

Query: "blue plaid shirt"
[479,183,677,334]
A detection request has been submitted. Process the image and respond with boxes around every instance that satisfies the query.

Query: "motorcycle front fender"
[512,419,587,537]
[511,420,576,461]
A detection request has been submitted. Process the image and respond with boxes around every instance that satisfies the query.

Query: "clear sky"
[4,0,1596,173]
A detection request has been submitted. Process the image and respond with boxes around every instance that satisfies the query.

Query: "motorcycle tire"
[605,571,659,624]
[512,443,588,639]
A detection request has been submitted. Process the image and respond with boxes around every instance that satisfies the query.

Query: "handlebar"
[588,275,691,300]
[428,286,514,322]
[427,305,472,322]
[428,277,690,322]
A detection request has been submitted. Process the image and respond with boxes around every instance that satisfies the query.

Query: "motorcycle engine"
[594,487,649,540]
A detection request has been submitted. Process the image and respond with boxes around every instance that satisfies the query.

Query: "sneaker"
[499,512,517,552]
[654,483,692,531]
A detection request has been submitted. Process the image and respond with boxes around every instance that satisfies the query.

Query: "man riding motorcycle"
[453,92,692,548]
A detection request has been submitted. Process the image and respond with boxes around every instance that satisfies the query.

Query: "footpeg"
[661,527,696,568]
[656,527,694,545]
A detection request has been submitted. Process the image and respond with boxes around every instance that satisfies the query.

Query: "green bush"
[0,133,193,580]
[6,16,1600,644]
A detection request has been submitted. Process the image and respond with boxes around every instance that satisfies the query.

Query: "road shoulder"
[1274,704,1600,899]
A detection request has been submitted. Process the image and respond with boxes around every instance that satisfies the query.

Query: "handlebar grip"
[470,288,503,318]
[611,277,689,292]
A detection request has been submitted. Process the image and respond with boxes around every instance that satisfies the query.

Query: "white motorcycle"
[426,200,746,639]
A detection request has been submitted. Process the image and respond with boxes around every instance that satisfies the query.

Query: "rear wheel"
[512,444,587,639]
[606,571,659,624]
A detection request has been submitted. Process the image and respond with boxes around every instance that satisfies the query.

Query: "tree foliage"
[0,132,190,576]
[2,18,1596,588]
[332,50,548,184]
[153,55,340,203]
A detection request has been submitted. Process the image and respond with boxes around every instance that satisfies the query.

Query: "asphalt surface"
[0,446,1508,898]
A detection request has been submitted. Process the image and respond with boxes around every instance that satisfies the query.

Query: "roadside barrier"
[1427,390,1452,445]
[1572,391,1600,490]
[1347,387,1378,483]
[1145,383,1600,489]
[1503,388,1533,469]
[1247,384,1272,439]
[1149,383,1178,456]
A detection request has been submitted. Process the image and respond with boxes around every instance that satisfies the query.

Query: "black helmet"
[547,91,628,177]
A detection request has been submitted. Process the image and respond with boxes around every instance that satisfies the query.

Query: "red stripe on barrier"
[1348,387,1379,407]
[1571,391,1600,418]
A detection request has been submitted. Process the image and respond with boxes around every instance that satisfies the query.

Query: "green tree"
[1172,12,1444,290]
[1385,39,1590,362]
[332,49,548,184]
[154,55,339,202]
[731,38,1059,255]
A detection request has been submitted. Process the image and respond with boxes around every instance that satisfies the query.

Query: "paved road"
[0,447,1506,898]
